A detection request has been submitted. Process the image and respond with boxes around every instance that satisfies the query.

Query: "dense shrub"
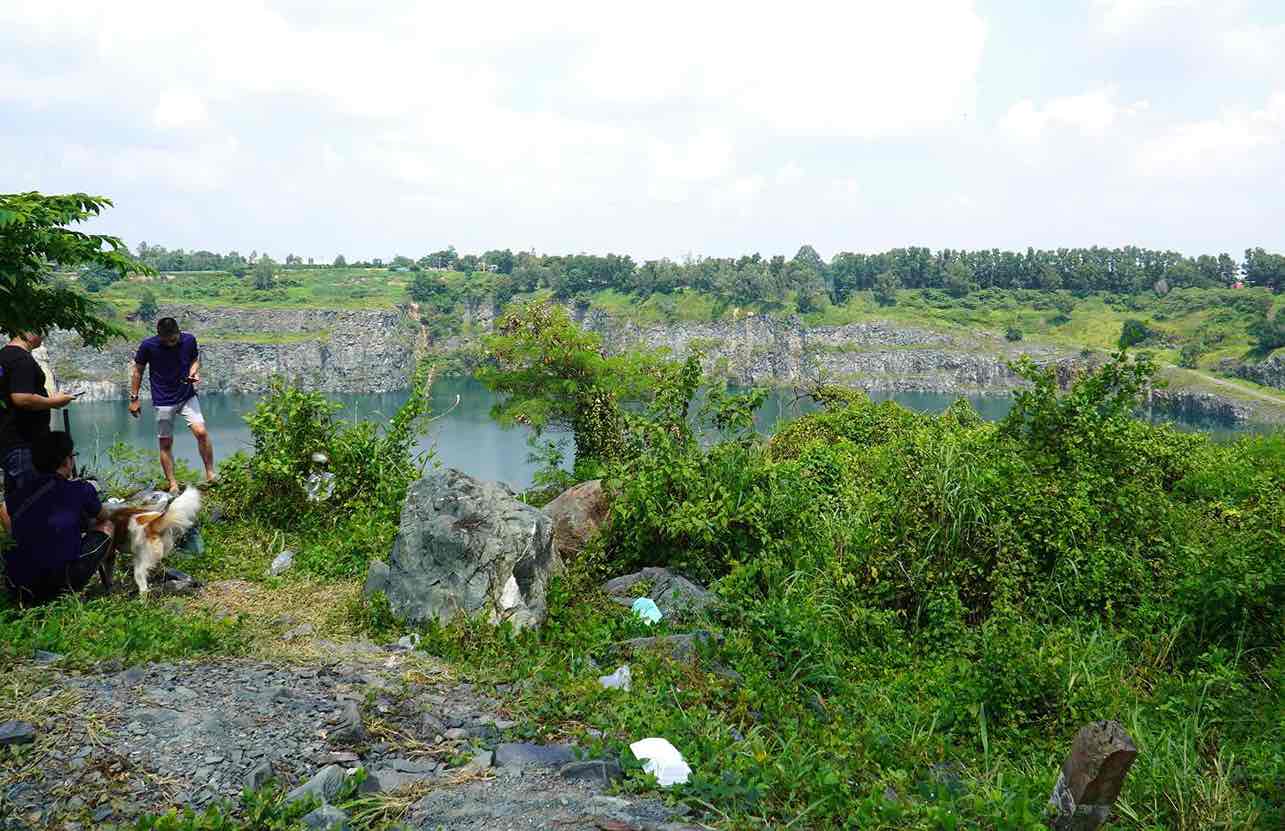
[587,351,1284,828]
[216,363,433,577]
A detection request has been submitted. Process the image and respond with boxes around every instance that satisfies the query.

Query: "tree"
[792,244,826,275]
[1248,313,1285,353]
[137,288,159,322]
[483,249,515,274]
[1243,247,1285,292]
[0,191,151,345]
[422,247,458,270]
[1118,319,1152,349]
[873,270,900,306]
[477,301,668,474]
[252,257,276,290]
[943,260,977,298]
[333,254,347,267]
[409,272,448,303]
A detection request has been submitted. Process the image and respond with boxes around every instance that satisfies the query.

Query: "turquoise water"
[62,378,1261,488]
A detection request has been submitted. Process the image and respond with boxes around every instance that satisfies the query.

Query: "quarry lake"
[64,377,1258,488]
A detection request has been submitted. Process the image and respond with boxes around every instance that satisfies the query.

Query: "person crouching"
[2,432,116,606]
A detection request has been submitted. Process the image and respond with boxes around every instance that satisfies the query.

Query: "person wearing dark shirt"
[129,317,216,493]
[0,330,76,532]
[3,431,116,606]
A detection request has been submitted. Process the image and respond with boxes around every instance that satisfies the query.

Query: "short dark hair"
[157,317,180,337]
[33,431,75,474]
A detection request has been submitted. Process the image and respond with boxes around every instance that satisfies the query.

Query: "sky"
[1,0,1283,263]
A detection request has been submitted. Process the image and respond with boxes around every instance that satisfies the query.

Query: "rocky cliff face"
[43,300,1274,424]
[1233,353,1285,390]
[571,308,1066,392]
[45,305,417,401]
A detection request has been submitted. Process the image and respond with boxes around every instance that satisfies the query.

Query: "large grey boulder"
[372,469,563,629]
[542,479,610,558]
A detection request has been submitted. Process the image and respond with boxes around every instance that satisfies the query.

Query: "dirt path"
[0,643,697,831]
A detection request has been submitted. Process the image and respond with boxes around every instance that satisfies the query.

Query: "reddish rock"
[542,479,610,558]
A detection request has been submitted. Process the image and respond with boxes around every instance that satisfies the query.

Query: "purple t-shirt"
[4,474,101,590]
[134,333,199,406]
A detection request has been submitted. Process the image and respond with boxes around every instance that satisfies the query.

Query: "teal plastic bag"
[631,597,662,624]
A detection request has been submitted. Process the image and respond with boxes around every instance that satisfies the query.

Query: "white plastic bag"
[599,665,632,691]
[629,737,691,787]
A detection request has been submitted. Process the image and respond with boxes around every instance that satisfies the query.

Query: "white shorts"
[155,397,205,439]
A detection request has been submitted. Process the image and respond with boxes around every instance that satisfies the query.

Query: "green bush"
[1119,318,1154,348]
[569,350,1284,828]
[216,363,434,577]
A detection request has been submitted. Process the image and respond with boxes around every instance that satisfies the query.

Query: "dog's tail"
[148,487,202,537]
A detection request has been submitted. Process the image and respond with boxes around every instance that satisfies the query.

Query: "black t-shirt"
[0,344,51,456]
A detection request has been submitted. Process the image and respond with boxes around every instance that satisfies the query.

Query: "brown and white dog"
[108,487,202,596]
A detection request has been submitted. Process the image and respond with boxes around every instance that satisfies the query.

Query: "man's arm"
[10,391,73,410]
[7,361,71,410]
[128,361,144,417]
[187,336,200,383]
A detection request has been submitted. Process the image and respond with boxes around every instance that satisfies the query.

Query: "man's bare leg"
[191,423,216,483]
[0,503,9,534]
[159,436,179,493]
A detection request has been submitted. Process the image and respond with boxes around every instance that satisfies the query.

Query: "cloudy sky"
[2,0,1282,262]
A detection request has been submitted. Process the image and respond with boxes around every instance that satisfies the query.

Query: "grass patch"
[0,593,246,669]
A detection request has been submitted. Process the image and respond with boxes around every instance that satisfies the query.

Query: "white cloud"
[999,87,1145,142]
[1220,24,1285,70]
[1135,92,1285,177]
[1091,0,1202,34]
[152,90,209,129]
[775,162,804,186]
[646,129,735,203]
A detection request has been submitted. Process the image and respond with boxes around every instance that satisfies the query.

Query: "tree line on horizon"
[125,241,1285,303]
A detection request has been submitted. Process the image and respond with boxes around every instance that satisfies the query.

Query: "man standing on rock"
[129,317,216,492]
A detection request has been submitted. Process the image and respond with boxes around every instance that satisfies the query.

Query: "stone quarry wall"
[42,300,1274,423]
[1233,353,1285,390]
[44,305,417,401]
[571,307,1067,393]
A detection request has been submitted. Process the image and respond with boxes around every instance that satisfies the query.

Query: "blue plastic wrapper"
[631,597,663,624]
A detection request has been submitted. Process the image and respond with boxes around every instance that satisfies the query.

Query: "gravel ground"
[0,644,697,831]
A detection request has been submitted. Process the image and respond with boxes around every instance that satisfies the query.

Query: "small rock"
[602,567,714,619]
[560,760,624,787]
[396,633,420,650]
[269,549,295,577]
[611,631,719,662]
[328,701,367,745]
[598,665,632,691]
[91,806,113,822]
[459,749,493,774]
[285,764,346,806]
[363,559,391,597]
[0,721,35,747]
[282,623,316,642]
[155,568,202,595]
[442,727,469,741]
[390,758,437,774]
[245,761,274,791]
[494,742,577,769]
[32,650,63,664]
[302,804,350,830]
